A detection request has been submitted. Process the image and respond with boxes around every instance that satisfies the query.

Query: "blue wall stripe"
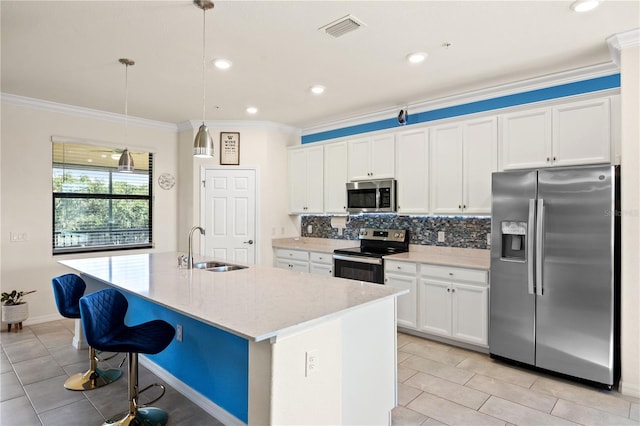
[301,74,620,144]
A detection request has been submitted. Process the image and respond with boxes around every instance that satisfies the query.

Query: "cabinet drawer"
[276,249,309,261]
[310,252,332,265]
[420,264,488,284]
[385,260,418,275]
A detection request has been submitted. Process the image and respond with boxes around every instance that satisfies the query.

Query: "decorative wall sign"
[220,132,240,165]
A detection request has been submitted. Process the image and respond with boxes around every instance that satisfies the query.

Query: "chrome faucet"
[186,226,205,269]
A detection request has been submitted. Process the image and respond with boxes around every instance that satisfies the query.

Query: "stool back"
[79,288,128,352]
[52,274,86,318]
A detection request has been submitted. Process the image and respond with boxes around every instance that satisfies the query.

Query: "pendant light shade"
[118,148,134,172]
[193,0,215,158]
[194,124,214,157]
[119,58,135,172]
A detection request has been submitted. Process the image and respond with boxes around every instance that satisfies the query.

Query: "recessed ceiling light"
[213,58,232,70]
[571,0,599,12]
[310,85,326,95]
[246,106,258,114]
[407,52,428,64]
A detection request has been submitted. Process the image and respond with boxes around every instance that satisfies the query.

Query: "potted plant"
[1,289,36,332]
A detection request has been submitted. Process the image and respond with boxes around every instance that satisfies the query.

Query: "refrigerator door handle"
[527,199,536,295]
[536,198,545,296]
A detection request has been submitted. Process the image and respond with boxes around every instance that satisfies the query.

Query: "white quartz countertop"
[59,252,404,342]
[386,245,490,270]
[272,237,357,253]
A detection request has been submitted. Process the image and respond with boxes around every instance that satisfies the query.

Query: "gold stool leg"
[103,353,169,426]
[64,347,122,391]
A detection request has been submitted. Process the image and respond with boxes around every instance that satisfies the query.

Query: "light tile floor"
[2,321,639,425]
[393,332,640,426]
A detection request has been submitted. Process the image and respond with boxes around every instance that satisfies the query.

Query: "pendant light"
[193,0,215,158]
[118,58,135,172]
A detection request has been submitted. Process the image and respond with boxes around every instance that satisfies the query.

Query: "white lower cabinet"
[309,251,333,276]
[275,249,309,272]
[419,264,489,346]
[384,260,418,329]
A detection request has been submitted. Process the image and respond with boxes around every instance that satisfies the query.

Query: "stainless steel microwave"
[346,179,396,214]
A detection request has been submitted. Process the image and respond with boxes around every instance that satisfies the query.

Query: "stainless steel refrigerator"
[490,165,620,388]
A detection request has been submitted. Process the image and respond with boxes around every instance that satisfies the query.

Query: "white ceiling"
[1,1,638,130]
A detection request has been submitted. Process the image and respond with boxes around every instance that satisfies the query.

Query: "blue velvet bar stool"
[51,274,122,390]
[80,288,175,426]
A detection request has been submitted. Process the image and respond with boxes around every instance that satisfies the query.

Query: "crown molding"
[1,92,178,131]
[178,120,300,135]
[607,28,640,66]
[301,62,619,137]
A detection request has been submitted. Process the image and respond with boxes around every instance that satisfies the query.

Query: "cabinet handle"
[447,288,451,292]
[546,157,550,162]
[553,157,557,161]
[458,205,462,209]
[452,288,456,293]
[449,272,453,276]
[463,205,467,209]
[397,266,401,270]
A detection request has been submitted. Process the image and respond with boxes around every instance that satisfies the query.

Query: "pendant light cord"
[201,5,206,125]
[124,62,129,142]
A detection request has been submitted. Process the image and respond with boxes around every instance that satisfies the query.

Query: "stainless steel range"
[333,228,409,284]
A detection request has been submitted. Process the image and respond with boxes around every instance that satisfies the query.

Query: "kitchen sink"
[193,261,247,272]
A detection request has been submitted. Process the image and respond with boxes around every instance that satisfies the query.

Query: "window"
[53,141,153,254]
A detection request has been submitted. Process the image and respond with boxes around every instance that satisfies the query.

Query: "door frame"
[200,165,260,264]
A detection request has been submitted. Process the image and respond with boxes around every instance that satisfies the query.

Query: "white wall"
[177,122,299,267]
[0,102,178,324]
[619,43,640,398]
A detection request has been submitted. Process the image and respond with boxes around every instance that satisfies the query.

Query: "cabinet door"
[463,117,497,214]
[348,138,372,181]
[418,279,451,336]
[385,273,417,329]
[310,263,333,276]
[451,283,488,345]
[396,129,429,214]
[306,146,324,213]
[288,149,308,213]
[431,124,463,214]
[501,108,552,170]
[288,147,323,213]
[370,134,395,179]
[324,142,348,213]
[552,98,611,167]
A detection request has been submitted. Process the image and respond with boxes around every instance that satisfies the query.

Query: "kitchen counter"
[386,244,490,270]
[271,236,356,253]
[59,251,402,342]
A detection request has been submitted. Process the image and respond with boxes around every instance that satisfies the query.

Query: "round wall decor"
[158,173,176,190]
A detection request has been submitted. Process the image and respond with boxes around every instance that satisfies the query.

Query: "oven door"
[333,254,384,284]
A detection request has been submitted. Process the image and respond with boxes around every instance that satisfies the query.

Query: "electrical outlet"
[176,324,183,342]
[487,233,491,246]
[307,224,313,234]
[437,231,445,242]
[10,232,28,242]
[305,350,318,377]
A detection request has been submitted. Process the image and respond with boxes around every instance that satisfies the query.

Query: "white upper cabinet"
[348,134,395,181]
[396,128,429,214]
[431,117,497,214]
[501,97,611,170]
[288,146,323,214]
[431,124,464,214]
[552,98,611,167]
[463,117,498,214]
[324,142,348,214]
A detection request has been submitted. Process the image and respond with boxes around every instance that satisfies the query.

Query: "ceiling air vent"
[319,14,365,38]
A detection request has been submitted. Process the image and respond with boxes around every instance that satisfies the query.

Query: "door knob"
[243,240,254,244]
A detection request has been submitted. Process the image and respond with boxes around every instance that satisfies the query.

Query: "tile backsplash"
[301,214,491,249]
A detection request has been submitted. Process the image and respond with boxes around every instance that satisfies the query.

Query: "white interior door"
[203,168,257,264]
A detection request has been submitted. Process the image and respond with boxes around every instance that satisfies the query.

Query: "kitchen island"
[59,252,404,425]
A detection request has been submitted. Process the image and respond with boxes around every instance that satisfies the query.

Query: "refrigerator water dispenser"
[501,221,526,260]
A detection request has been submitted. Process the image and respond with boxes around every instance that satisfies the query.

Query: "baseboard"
[139,355,246,426]
[619,379,640,398]
[0,313,62,327]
